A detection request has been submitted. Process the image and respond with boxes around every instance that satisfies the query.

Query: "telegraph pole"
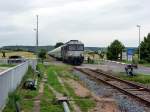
[36,15,39,59]
[137,25,141,61]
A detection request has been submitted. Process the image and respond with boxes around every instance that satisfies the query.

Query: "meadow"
[0,51,36,58]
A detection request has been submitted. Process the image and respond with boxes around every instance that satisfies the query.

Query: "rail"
[74,67,150,107]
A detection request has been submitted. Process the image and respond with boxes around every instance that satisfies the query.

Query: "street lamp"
[34,15,39,59]
[137,25,141,61]
[36,15,39,48]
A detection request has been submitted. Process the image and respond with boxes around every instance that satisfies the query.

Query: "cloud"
[0,0,150,47]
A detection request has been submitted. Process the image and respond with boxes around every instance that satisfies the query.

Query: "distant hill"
[85,47,104,51]
[1,45,101,52]
[0,46,137,53]
[1,46,54,52]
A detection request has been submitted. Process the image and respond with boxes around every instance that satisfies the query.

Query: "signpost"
[127,48,134,61]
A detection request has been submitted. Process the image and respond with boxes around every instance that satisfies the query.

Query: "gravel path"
[73,70,149,112]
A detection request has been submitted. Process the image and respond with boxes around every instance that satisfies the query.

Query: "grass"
[42,64,96,112]
[140,63,150,67]
[121,60,132,64]
[0,51,36,58]
[17,66,39,111]
[20,100,33,112]
[46,64,72,94]
[64,82,96,112]
[84,59,104,65]
[116,72,150,84]
[0,64,15,67]
[37,63,46,73]
[40,84,64,112]
[47,67,66,94]
[121,60,150,67]
[40,64,66,112]
[3,66,39,112]
[41,100,63,112]
[3,63,96,112]
[3,92,20,112]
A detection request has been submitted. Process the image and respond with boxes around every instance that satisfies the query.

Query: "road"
[46,58,150,75]
[80,61,150,75]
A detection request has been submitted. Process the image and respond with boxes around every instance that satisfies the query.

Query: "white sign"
[127,55,133,61]
[122,52,127,60]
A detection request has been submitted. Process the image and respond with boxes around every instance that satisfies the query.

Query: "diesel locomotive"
[48,40,84,65]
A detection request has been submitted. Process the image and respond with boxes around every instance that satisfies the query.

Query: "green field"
[0,51,36,58]
[0,64,15,67]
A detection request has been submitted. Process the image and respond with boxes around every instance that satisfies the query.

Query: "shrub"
[139,60,147,64]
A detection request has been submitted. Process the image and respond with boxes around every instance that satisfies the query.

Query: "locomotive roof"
[48,40,84,54]
[65,40,83,45]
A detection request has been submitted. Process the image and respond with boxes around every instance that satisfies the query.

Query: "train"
[48,40,84,65]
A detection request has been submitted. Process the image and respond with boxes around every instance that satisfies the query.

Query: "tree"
[107,40,125,60]
[38,49,46,63]
[96,49,105,59]
[1,51,6,58]
[54,42,64,48]
[98,51,105,59]
[140,33,150,62]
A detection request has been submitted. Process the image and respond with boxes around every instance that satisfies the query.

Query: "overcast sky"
[0,0,150,47]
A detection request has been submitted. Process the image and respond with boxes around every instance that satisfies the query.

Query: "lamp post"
[137,25,141,61]
[36,15,39,49]
[34,15,39,59]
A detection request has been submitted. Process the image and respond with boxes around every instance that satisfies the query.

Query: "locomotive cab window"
[68,44,84,51]
[77,45,84,51]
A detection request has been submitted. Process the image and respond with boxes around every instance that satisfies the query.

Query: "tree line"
[45,35,150,64]
[107,33,150,63]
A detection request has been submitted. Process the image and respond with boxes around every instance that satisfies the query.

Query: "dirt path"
[64,78,91,98]
[90,95,119,112]
[63,78,119,112]
[57,76,82,112]
[33,75,46,112]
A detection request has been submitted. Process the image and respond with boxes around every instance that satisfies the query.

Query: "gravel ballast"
[73,70,148,112]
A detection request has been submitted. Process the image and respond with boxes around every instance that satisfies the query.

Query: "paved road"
[80,61,150,75]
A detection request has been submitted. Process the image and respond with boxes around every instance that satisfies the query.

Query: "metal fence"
[0,59,37,111]
[0,59,8,64]
[0,58,37,65]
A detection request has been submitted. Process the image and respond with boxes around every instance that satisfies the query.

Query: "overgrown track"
[74,67,150,107]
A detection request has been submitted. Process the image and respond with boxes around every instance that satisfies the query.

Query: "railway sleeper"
[74,67,150,107]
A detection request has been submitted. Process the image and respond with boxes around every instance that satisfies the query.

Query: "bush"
[132,55,138,64]
[38,49,46,63]
[107,40,124,60]
[140,33,150,62]
[139,60,147,64]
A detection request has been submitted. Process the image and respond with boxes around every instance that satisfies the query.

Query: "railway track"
[74,67,150,107]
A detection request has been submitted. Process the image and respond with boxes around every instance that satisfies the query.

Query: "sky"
[0,0,150,47]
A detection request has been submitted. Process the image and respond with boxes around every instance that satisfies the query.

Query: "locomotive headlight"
[68,53,73,56]
[80,54,84,57]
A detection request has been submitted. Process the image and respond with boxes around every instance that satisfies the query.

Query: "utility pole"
[137,25,141,61]
[36,15,39,59]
